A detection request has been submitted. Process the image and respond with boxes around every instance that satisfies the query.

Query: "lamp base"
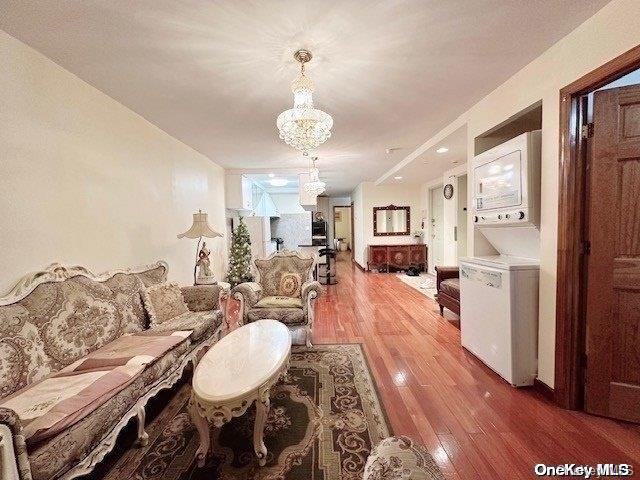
[195,275,217,286]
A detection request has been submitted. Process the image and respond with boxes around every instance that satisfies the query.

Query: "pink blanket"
[0,329,191,444]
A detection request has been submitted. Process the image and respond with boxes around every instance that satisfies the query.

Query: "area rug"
[396,273,437,300]
[100,344,391,480]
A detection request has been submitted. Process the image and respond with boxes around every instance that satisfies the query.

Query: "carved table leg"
[189,397,211,468]
[253,391,270,466]
[135,405,149,446]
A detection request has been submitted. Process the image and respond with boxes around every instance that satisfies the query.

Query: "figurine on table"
[195,242,217,285]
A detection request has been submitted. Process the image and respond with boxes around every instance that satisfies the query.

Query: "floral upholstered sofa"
[232,250,321,346]
[0,261,227,480]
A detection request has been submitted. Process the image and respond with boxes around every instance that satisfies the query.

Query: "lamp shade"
[177,210,222,239]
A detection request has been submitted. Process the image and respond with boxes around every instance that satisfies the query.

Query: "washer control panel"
[474,209,527,225]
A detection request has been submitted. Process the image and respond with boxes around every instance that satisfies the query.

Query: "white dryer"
[459,255,539,386]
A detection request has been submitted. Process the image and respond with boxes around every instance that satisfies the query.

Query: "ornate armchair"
[232,251,321,346]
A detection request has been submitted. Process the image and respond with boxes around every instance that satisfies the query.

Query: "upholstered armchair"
[435,266,460,316]
[232,251,321,346]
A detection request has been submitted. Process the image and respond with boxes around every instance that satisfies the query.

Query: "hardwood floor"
[312,254,640,479]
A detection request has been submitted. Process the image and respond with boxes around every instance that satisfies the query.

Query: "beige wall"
[405,0,640,387]
[351,182,423,268]
[0,30,227,292]
[352,184,365,266]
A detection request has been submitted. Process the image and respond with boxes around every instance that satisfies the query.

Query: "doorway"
[429,185,444,275]
[333,205,352,258]
[555,45,640,422]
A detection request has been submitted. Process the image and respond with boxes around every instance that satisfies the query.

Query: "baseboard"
[533,378,554,401]
[353,260,365,271]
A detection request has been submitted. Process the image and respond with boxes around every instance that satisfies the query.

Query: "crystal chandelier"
[277,49,333,155]
[303,157,326,196]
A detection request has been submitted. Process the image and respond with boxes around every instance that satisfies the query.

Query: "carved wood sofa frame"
[0,261,226,480]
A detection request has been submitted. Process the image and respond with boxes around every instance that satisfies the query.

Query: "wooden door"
[585,84,640,422]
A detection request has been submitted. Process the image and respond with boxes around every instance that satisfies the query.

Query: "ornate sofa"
[0,261,227,480]
[232,251,321,346]
[364,436,444,479]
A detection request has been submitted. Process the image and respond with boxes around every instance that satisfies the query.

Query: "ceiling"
[0,0,609,195]
[247,173,299,194]
[379,125,467,186]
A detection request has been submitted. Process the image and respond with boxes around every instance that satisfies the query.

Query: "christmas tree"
[226,216,253,287]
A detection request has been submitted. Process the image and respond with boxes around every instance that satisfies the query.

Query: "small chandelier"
[277,49,333,156]
[303,157,326,196]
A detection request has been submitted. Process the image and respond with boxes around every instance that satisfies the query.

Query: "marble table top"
[192,319,291,403]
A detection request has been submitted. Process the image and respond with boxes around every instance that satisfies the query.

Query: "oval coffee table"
[189,319,291,467]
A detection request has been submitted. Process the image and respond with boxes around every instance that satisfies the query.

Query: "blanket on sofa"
[0,329,192,445]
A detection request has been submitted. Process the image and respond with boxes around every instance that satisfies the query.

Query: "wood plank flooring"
[311,255,640,479]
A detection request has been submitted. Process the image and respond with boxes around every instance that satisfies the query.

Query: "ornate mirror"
[373,205,410,236]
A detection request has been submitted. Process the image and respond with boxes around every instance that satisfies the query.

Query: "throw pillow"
[255,296,304,309]
[141,282,190,325]
[278,272,302,298]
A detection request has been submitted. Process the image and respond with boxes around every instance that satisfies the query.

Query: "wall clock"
[443,183,454,199]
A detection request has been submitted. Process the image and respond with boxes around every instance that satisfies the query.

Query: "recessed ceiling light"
[269,178,288,187]
[436,147,449,154]
[394,176,403,180]
[268,173,275,178]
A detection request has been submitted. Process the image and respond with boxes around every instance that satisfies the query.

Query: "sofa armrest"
[0,407,32,480]
[301,281,322,302]
[435,266,459,291]
[231,282,263,307]
[232,282,263,326]
[181,285,221,312]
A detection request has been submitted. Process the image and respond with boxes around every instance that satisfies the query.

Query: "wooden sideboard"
[367,244,427,272]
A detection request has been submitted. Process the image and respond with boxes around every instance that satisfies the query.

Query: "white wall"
[457,174,468,258]
[406,0,640,387]
[352,184,365,266]
[0,30,227,292]
[421,164,469,271]
[351,182,423,269]
[270,193,307,214]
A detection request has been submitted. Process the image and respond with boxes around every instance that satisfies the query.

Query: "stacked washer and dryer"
[460,130,541,387]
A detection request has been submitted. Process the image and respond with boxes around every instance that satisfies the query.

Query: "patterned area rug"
[100,344,391,480]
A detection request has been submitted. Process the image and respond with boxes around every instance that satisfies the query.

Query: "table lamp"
[177,210,222,285]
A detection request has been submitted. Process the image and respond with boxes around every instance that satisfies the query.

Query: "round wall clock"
[443,183,454,199]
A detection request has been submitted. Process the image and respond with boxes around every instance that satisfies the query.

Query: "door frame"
[555,44,640,409]
[332,205,352,252]
[350,202,355,262]
[428,183,444,275]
